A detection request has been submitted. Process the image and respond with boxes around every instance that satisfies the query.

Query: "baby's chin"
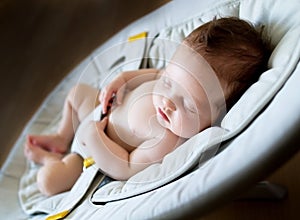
[170,125,200,139]
[156,117,195,139]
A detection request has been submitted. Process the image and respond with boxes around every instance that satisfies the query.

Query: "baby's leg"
[24,84,100,196]
[57,84,101,144]
[36,152,83,196]
[25,132,84,196]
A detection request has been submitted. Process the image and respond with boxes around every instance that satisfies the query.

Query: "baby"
[24,17,270,196]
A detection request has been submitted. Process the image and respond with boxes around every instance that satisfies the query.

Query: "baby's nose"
[163,97,176,111]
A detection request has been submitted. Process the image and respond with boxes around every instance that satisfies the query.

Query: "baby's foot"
[24,143,63,165]
[27,134,69,154]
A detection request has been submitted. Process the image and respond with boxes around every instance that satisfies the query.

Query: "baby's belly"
[106,107,138,152]
[106,82,160,152]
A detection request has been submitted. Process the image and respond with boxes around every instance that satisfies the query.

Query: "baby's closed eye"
[183,100,197,113]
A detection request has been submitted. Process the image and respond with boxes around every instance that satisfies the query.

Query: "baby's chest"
[126,94,158,138]
[108,83,162,148]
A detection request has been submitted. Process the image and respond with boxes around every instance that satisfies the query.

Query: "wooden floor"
[0,1,299,219]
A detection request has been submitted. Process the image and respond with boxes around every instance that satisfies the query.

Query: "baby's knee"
[37,165,63,196]
[67,84,87,104]
[67,84,99,110]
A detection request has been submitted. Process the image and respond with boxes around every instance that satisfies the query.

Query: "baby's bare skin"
[23,17,269,197]
[24,77,183,196]
[106,80,178,152]
[24,44,223,196]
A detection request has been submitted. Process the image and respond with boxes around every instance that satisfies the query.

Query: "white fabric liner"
[0,0,298,218]
[91,0,300,203]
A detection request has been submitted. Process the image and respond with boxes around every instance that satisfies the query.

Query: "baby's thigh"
[69,83,100,120]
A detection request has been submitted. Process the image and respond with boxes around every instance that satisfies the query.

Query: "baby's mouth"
[158,107,170,122]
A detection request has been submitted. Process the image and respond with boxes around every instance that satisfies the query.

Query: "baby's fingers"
[100,89,113,114]
[116,85,125,105]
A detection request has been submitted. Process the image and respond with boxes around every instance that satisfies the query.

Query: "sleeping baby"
[24,17,270,196]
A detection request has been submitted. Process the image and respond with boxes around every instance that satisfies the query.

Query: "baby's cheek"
[187,117,201,136]
[175,117,196,138]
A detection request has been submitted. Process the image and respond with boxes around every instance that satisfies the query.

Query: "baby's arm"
[100,68,160,113]
[82,117,178,180]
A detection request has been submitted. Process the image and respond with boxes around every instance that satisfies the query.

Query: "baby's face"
[152,44,224,138]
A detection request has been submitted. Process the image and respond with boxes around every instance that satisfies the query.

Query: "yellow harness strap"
[46,210,70,220]
[128,31,148,42]
[83,157,95,168]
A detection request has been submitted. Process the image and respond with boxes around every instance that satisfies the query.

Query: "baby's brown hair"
[185,17,271,109]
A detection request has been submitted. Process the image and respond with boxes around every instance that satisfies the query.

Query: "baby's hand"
[99,74,126,114]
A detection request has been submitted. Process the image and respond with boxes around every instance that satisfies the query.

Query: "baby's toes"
[24,144,40,163]
[24,144,34,160]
